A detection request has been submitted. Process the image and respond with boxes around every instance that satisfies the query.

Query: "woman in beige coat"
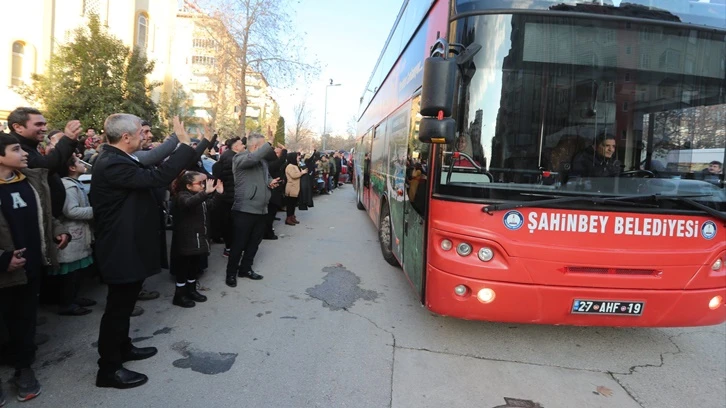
[284,152,307,225]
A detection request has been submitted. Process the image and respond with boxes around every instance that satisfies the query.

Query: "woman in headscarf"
[284,152,308,225]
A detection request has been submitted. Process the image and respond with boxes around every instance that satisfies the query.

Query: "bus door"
[361,128,374,211]
[402,95,429,298]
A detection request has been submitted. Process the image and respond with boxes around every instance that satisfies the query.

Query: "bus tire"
[379,205,399,267]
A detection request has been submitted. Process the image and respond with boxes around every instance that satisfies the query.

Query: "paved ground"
[2,186,724,407]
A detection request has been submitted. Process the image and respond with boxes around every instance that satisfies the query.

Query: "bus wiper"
[483,194,657,215]
[653,195,726,222]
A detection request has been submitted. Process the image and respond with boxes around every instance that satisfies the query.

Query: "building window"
[640,53,650,69]
[11,42,24,86]
[136,13,148,49]
[83,0,101,16]
[192,38,217,49]
[191,56,216,65]
[639,28,652,41]
[659,49,681,70]
[622,101,629,112]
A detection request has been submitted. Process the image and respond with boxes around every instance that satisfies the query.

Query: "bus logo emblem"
[701,221,717,240]
[503,211,524,231]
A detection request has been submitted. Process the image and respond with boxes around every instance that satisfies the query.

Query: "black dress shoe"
[74,297,97,307]
[239,270,263,280]
[96,367,148,389]
[263,234,279,240]
[58,306,92,316]
[225,275,237,287]
[121,346,158,362]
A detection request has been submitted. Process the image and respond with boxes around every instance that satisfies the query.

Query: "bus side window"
[407,95,428,216]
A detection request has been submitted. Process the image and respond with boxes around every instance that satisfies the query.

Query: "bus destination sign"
[503,210,718,240]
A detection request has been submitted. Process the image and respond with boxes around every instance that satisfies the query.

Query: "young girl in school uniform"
[169,171,222,308]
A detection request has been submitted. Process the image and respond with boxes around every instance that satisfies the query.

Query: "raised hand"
[202,123,213,142]
[205,179,216,194]
[173,116,191,145]
[64,120,82,140]
[215,180,224,194]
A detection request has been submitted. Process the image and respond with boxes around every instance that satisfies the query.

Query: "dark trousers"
[286,196,298,217]
[218,200,234,249]
[265,202,278,236]
[0,276,39,369]
[226,211,267,277]
[322,174,329,192]
[333,172,341,188]
[97,280,143,372]
[175,255,201,284]
[59,269,82,309]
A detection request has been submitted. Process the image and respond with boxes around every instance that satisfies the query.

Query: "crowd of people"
[0,106,349,402]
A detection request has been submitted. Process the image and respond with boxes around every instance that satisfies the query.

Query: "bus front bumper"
[425,265,726,327]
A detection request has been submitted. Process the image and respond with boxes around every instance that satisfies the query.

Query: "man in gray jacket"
[225,133,280,287]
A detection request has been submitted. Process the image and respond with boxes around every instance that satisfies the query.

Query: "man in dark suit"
[91,115,195,389]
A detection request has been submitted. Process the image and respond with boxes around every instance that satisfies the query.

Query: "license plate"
[572,300,644,316]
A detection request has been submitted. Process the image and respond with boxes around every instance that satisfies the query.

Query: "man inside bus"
[570,133,621,178]
[700,160,723,185]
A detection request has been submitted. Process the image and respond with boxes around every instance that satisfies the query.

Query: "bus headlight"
[709,296,723,310]
[712,259,723,271]
[441,240,453,251]
[477,288,496,303]
[478,247,494,262]
[456,243,472,256]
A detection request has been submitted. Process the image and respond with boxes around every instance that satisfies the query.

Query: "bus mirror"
[420,57,457,117]
[418,117,455,144]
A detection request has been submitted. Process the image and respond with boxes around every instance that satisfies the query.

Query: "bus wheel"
[379,206,399,267]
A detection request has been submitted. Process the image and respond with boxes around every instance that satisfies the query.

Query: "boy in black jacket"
[0,133,70,403]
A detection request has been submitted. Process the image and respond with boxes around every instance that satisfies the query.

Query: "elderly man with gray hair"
[225,132,281,287]
[90,114,194,389]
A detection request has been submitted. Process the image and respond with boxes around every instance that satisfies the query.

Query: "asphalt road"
[3,185,724,408]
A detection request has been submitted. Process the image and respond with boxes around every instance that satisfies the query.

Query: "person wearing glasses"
[169,170,223,307]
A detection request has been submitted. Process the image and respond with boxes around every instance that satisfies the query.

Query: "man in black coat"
[8,107,81,217]
[91,114,195,389]
[333,151,343,189]
[571,133,621,178]
[265,144,286,240]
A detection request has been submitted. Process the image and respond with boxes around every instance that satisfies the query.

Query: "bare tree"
[196,0,318,135]
[346,114,358,138]
[286,97,316,151]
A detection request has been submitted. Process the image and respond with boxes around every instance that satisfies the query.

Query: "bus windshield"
[438,13,726,213]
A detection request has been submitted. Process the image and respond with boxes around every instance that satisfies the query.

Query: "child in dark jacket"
[0,133,71,402]
[169,171,223,308]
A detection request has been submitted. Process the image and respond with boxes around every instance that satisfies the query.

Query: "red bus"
[353,0,726,326]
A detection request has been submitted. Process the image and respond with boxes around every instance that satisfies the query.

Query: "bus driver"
[571,133,621,178]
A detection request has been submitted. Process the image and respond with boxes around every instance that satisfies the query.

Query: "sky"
[271,0,404,139]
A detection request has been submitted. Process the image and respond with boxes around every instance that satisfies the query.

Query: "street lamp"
[323,79,341,151]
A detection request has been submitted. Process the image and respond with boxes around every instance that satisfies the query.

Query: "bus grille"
[566,266,660,276]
